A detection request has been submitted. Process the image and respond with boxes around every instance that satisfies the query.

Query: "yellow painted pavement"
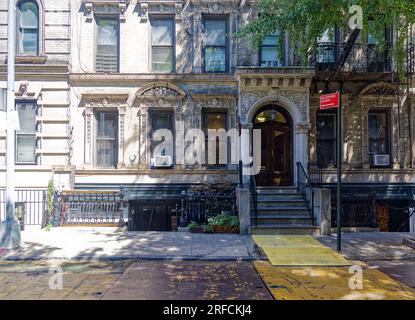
[254,261,415,300]
[253,235,350,266]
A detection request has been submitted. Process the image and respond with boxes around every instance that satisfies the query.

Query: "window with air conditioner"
[369,110,391,167]
[149,111,174,168]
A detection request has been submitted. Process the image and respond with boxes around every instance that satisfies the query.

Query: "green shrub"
[208,213,239,227]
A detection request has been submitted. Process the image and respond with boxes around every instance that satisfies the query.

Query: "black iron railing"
[250,175,258,227]
[0,189,47,226]
[314,42,391,72]
[180,189,237,225]
[53,191,122,226]
[296,162,315,225]
[308,162,323,186]
[334,187,378,228]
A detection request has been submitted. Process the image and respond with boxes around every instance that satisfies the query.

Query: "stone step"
[255,200,307,207]
[250,224,320,235]
[253,216,313,225]
[256,207,310,213]
[256,194,304,201]
[255,187,300,195]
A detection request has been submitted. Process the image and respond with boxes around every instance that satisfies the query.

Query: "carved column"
[392,102,400,169]
[193,11,202,72]
[84,107,94,167]
[175,105,185,168]
[117,106,126,168]
[138,105,148,170]
[361,102,370,169]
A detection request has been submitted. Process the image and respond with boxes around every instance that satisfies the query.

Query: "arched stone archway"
[240,95,309,186]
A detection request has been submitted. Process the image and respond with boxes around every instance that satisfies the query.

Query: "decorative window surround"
[83,0,129,22]
[359,82,402,170]
[82,93,129,169]
[138,1,183,23]
[135,82,185,169]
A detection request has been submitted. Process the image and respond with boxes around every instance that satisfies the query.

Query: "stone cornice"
[191,93,237,100]
[237,67,314,89]
[0,64,69,81]
[70,73,236,85]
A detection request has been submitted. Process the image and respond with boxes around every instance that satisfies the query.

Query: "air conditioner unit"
[372,154,390,166]
[151,155,173,168]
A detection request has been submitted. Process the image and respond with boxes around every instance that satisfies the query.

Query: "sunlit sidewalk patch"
[254,261,415,300]
[252,235,350,266]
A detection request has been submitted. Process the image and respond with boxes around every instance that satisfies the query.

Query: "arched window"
[17,0,39,55]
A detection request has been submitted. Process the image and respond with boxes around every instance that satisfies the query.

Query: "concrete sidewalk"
[0,228,260,261]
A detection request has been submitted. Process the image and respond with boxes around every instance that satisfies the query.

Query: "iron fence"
[53,191,122,226]
[332,189,377,228]
[180,190,237,225]
[0,189,47,226]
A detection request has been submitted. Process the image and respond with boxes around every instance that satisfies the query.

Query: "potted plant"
[187,221,204,233]
[208,213,239,233]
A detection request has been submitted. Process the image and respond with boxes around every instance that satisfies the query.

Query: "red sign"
[320,92,340,110]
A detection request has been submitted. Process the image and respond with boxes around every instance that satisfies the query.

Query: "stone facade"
[0,0,414,230]
[0,0,71,191]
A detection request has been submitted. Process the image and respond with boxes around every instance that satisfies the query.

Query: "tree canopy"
[235,0,415,74]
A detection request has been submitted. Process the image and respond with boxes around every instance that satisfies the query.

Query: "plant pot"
[189,226,205,233]
[213,225,239,234]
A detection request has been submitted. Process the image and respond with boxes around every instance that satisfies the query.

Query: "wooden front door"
[254,108,292,186]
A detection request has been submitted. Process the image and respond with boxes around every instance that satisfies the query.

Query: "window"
[96,112,118,167]
[17,0,39,55]
[368,110,390,158]
[151,17,175,72]
[261,33,283,67]
[16,103,37,164]
[316,112,337,168]
[203,17,227,73]
[203,111,227,166]
[96,18,119,73]
[149,111,174,162]
[317,28,336,64]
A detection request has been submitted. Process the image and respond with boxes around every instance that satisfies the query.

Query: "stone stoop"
[250,186,320,235]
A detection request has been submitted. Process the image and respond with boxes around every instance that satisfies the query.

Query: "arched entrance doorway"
[253,105,293,186]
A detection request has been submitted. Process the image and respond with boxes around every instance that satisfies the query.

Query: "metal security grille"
[0,189,46,225]
[54,191,122,226]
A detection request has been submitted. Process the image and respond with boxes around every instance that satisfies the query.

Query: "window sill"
[14,55,47,64]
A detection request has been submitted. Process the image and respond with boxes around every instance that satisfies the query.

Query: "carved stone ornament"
[83,0,130,22]
[136,82,186,102]
[359,82,400,97]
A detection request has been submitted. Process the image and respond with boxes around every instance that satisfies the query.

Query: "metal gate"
[0,189,47,226]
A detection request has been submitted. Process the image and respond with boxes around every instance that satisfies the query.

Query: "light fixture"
[271,107,277,121]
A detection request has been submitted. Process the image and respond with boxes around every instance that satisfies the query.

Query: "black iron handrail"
[250,175,258,227]
[296,162,315,226]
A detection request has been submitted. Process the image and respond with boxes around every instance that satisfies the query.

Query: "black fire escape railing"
[296,162,315,226]
[314,42,391,73]
[249,175,258,227]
